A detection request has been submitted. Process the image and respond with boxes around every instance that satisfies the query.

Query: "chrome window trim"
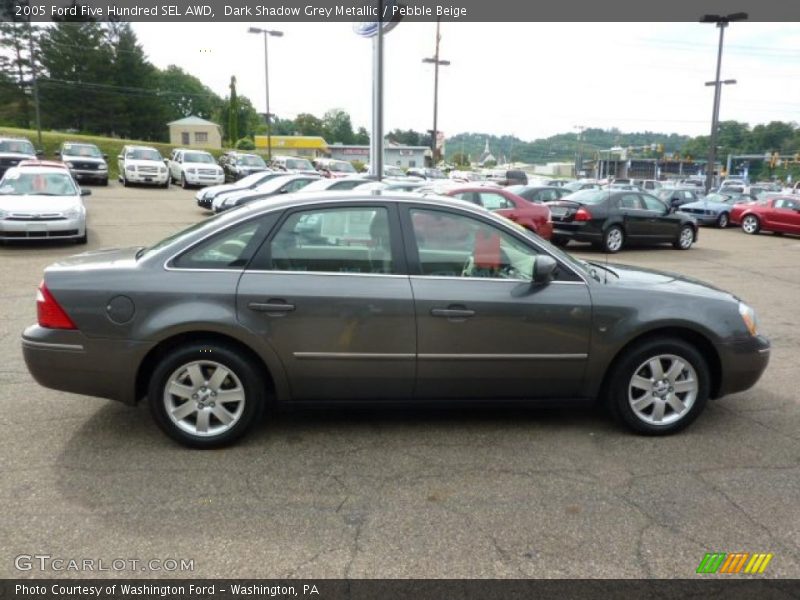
[158,196,591,285]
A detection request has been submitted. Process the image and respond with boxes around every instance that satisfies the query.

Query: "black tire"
[76,230,88,245]
[162,178,169,188]
[101,178,108,187]
[716,212,729,228]
[122,174,129,187]
[673,224,695,250]
[603,225,624,253]
[148,342,266,448]
[181,174,189,189]
[550,236,569,248]
[741,214,760,235]
[606,337,710,435]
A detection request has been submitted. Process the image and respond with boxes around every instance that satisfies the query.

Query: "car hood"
[46,246,141,271]
[602,263,736,302]
[0,195,81,212]
[0,152,36,161]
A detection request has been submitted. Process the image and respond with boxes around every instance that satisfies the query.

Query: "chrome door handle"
[248,301,296,313]
[430,308,476,318]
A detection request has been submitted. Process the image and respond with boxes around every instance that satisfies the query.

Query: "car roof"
[5,164,71,174]
[125,145,158,151]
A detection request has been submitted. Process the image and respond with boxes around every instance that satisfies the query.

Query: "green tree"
[227,75,238,145]
[354,126,369,145]
[155,65,222,124]
[322,108,355,144]
[0,16,35,128]
[293,112,324,137]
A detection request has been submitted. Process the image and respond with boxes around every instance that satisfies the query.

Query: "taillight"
[37,281,76,330]
[575,207,592,221]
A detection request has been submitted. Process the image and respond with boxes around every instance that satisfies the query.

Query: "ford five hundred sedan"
[22,193,770,447]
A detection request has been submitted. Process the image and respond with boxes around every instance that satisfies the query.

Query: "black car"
[0,137,39,178]
[547,189,698,253]
[220,152,268,182]
[506,185,571,203]
[487,169,528,186]
[55,142,109,185]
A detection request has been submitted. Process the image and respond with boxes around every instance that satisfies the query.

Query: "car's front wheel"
[603,225,624,253]
[181,174,189,189]
[673,224,695,249]
[742,215,760,235]
[607,338,710,435]
[148,343,266,448]
[717,212,729,228]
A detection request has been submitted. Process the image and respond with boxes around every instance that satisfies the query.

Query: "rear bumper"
[22,325,151,405]
[552,222,601,242]
[716,334,771,398]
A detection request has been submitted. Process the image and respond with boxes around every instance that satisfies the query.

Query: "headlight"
[188,168,196,174]
[63,208,81,219]
[126,165,136,172]
[0,209,7,219]
[222,198,236,207]
[98,164,108,171]
[65,161,74,168]
[160,167,167,174]
[738,302,758,336]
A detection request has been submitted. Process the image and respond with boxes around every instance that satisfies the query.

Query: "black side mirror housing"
[35,150,43,157]
[103,154,108,159]
[532,255,557,284]
[80,188,91,196]
[54,151,61,157]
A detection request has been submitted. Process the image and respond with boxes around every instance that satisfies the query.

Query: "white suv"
[168,149,224,189]
[118,145,169,187]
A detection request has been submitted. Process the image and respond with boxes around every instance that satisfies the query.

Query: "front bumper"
[0,216,85,240]
[678,212,718,225]
[70,168,108,182]
[716,334,770,398]
[22,325,151,405]
[124,171,168,185]
[184,172,225,187]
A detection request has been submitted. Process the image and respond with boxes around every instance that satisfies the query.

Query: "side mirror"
[54,151,61,157]
[102,154,108,160]
[532,255,557,284]
[80,188,91,196]
[117,155,123,160]
[36,150,44,157]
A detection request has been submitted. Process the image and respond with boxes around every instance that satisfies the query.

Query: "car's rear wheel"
[607,338,710,435]
[76,230,88,245]
[550,236,569,248]
[603,226,624,253]
[716,212,729,228]
[148,343,265,448]
[673,224,695,249]
[742,215,760,235]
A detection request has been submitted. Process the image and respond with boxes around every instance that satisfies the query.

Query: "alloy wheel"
[605,228,623,252]
[742,215,759,234]
[628,354,698,426]
[163,360,246,437]
[678,226,694,249]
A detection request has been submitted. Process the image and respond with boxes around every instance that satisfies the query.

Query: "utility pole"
[574,125,585,178]
[701,12,746,192]
[423,19,450,166]
[248,27,284,161]
[26,19,42,149]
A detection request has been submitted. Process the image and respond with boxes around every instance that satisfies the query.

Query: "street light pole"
[423,19,450,166]
[248,27,283,161]
[574,125,585,178]
[26,19,42,149]
[701,12,747,192]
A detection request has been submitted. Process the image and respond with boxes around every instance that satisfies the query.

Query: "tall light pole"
[701,12,747,192]
[26,19,42,148]
[574,125,585,178]
[248,27,283,161]
[422,19,450,166]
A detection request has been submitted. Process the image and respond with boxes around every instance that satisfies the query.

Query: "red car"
[444,187,553,240]
[730,195,800,236]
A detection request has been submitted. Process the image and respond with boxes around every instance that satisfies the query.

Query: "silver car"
[22,193,769,447]
[0,163,89,243]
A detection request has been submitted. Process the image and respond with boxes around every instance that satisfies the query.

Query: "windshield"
[328,161,356,173]
[563,181,584,191]
[237,155,266,167]
[0,170,79,196]
[564,189,608,205]
[63,143,102,158]
[126,148,162,161]
[183,152,215,164]
[0,140,36,155]
[287,159,313,170]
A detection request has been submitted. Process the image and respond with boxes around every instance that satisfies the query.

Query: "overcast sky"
[132,22,800,141]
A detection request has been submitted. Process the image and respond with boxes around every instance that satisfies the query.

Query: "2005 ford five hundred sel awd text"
[21,192,770,447]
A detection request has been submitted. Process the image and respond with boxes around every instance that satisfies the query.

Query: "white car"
[118,145,169,187]
[194,170,279,209]
[212,174,319,213]
[0,162,88,243]
[299,177,372,192]
[168,148,224,189]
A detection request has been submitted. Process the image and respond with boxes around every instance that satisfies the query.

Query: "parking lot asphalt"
[1,183,798,579]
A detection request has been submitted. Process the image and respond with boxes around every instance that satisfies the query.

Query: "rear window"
[564,190,608,205]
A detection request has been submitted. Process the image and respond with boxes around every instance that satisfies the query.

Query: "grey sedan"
[22,193,770,447]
